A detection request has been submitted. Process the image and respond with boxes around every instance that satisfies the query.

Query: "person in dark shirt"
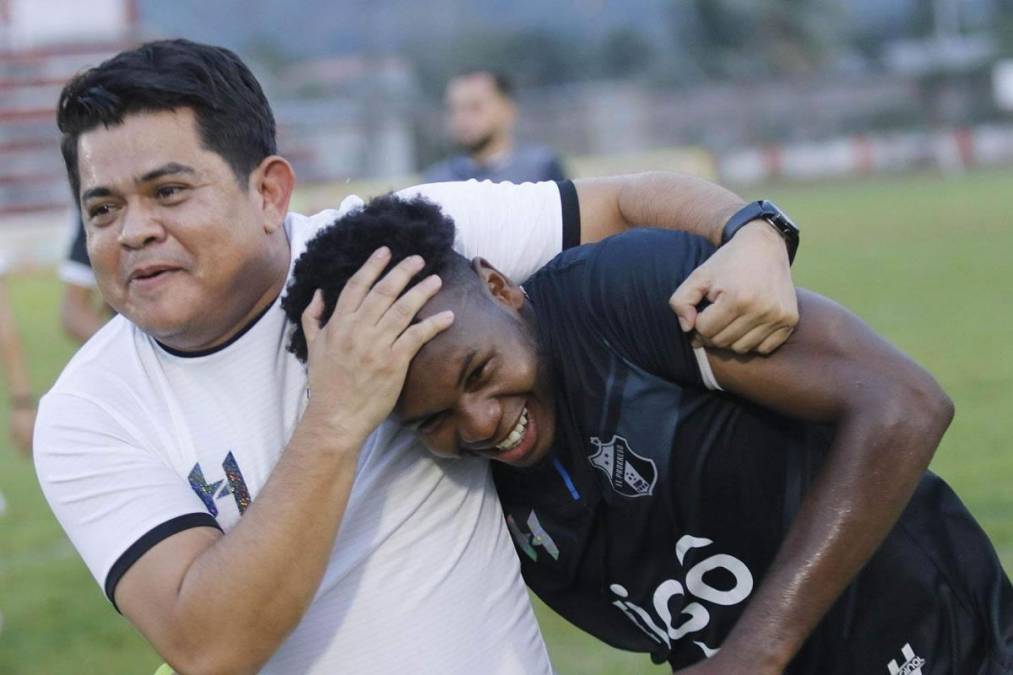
[422,69,566,184]
[284,195,1013,674]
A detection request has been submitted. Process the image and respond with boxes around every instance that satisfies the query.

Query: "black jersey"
[493,229,1013,673]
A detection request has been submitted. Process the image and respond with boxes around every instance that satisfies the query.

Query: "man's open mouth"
[496,407,530,452]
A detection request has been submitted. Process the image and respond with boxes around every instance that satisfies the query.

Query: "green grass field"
[1,168,1011,674]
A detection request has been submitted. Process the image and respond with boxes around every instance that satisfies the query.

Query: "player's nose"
[457,396,501,450]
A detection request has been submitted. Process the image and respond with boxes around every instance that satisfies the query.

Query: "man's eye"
[466,360,489,388]
[156,185,185,200]
[87,204,116,224]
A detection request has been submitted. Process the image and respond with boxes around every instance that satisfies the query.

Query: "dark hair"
[57,38,277,201]
[453,68,515,99]
[282,194,471,363]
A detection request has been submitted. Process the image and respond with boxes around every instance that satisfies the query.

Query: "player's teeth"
[497,408,529,450]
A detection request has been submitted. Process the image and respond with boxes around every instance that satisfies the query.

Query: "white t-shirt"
[35,180,578,674]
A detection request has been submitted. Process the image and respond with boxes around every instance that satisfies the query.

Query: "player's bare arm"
[0,277,35,456]
[114,252,452,675]
[677,290,953,674]
[60,284,111,342]
[575,172,798,355]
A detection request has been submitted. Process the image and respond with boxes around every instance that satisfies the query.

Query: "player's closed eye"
[466,358,491,390]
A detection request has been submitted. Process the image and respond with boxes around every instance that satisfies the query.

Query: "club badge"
[589,434,657,498]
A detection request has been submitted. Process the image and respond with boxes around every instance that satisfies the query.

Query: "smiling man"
[33,39,804,674]
[285,194,1013,674]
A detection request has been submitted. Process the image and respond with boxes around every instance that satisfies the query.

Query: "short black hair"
[58,38,277,201]
[453,68,515,99]
[282,194,472,363]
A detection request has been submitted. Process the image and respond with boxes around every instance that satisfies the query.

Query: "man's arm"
[109,252,453,675]
[60,284,110,343]
[0,277,34,457]
[574,172,798,354]
[679,290,953,674]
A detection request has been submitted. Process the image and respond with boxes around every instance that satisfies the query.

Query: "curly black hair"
[282,193,472,362]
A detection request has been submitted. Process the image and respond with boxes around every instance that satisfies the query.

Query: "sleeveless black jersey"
[493,229,1013,673]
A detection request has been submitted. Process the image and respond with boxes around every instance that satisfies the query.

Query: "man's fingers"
[333,246,391,316]
[699,312,757,350]
[669,271,709,332]
[377,274,443,335]
[692,291,750,343]
[301,289,325,347]
[357,255,426,323]
[395,310,455,358]
[756,325,794,354]
[728,323,775,355]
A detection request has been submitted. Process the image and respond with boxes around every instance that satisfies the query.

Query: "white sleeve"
[397,180,573,283]
[34,392,218,606]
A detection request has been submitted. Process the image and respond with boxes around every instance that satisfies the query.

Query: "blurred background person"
[422,68,567,183]
[58,214,110,343]
[0,262,34,459]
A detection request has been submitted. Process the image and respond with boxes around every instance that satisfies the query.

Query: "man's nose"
[458,396,501,450]
[118,204,165,250]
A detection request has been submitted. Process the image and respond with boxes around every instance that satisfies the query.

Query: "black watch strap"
[721,200,800,265]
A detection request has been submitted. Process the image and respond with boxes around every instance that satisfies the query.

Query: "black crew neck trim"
[155,293,279,358]
[105,512,223,611]
[556,180,581,250]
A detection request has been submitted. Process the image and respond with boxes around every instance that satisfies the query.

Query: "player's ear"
[473,257,524,311]
[249,155,295,235]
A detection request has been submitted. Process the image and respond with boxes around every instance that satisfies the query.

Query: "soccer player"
[34,39,799,673]
[285,195,1013,674]
[422,68,567,183]
[0,265,34,457]
[58,213,111,342]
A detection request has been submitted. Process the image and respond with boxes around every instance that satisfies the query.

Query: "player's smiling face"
[396,258,555,468]
[76,108,289,350]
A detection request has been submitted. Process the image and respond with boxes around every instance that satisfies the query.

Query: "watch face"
[760,201,799,236]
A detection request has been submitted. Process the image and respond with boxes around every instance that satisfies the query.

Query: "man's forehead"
[76,109,207,191]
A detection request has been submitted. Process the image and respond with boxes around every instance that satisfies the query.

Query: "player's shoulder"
[535,229,711,279]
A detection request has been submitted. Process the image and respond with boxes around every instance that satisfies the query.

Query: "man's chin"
[460,134,494,156]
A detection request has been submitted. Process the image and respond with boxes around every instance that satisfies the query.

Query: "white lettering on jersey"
[609,534,754,658]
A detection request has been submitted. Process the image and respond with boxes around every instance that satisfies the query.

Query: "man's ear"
[472,257,525,310]
[249,155,295,235]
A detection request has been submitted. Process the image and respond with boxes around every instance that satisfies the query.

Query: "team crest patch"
[588,435,657,498]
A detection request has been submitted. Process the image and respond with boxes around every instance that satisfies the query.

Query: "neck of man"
[158,238,291,354]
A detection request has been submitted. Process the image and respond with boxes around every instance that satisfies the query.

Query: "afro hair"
[282,193,468,362]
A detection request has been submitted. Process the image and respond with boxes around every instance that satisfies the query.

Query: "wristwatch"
[721,200,800,265]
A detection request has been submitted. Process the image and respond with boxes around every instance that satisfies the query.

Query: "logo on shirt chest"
[188,451,252,518]
[588,434,657,498]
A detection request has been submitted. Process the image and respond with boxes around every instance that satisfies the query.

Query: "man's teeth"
[496,408,529,451]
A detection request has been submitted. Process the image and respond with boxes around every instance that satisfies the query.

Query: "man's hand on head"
[298,247,455,443]
[670,221,798,355]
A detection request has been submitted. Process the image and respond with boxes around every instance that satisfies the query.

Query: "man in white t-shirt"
[36,39,799,674]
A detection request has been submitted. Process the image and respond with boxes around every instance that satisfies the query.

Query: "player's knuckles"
[729,289,760,313]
